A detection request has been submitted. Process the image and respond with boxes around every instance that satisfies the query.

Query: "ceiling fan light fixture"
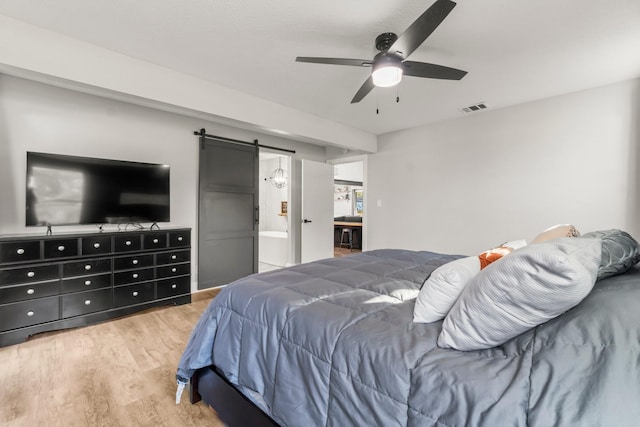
[372,64,403,87]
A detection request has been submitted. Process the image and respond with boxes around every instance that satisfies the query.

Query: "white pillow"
[531,224,580,243]
[502,239,527,250]
[413,256,480,323]
[413,240,528,324]
[438,237,602,351]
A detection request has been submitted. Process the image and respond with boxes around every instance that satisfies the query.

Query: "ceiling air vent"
[460,103,488,113]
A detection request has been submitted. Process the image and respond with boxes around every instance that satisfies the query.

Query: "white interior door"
[301,159,334,263]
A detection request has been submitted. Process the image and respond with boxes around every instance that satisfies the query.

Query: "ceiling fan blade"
[388,0,457,59]
[296,57,373,67]
[403,61,467,80]
[351,76,375,103]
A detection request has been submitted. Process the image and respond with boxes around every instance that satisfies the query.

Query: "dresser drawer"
[157,263,190,279]
[0,280,59,304]
[81,236,112,256]
[114,282,155,307]
[143,233,167,250]
[156,250,190,265]
[62,258,111,277]
[0,264,59,285]
[114,234,142,252]
[113,254,154,271]
[62,288,112,318]
[156,276,190,299]
[61,273,112,294]
[0,240,41,264]
[0,296,59,332]
[114,267,154,285]
[44,238,79,259]
[169,231,190,248]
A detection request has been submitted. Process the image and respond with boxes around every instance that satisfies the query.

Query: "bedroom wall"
[367,78,640,255]
[0,74,326,292]
[0,14,377,153]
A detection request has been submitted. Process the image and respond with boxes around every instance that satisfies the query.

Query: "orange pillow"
[477,239,527,269]
[478,246,513,269]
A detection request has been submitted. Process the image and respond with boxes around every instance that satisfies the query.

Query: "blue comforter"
[177,249,640,426]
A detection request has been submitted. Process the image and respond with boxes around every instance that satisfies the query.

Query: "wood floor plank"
[0,289,224,426]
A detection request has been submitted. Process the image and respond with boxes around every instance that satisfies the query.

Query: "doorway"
[197,137,336,282]
[333,160,364,257]
[258,152,291,272]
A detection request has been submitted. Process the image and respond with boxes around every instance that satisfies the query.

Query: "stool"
[340,228,353,250]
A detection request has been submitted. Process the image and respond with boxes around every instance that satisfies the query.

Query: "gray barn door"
[198,139,258,289]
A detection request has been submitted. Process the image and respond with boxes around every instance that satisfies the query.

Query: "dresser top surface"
[0,227,191,242]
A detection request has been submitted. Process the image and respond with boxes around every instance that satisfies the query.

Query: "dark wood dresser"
[0,228,191,347]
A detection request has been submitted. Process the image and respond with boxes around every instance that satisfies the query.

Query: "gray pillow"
[438,237,602,351]
[581,229,640,279]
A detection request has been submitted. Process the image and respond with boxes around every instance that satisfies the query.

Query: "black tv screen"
[26,152,170,226]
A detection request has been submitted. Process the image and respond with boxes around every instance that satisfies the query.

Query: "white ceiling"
[1,0,639,136]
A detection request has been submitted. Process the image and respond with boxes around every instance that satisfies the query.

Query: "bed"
[177,236,640,426]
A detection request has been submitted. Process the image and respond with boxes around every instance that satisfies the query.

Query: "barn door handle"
[303,219,312,223]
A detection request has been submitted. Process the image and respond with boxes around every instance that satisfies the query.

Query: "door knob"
[303,219,312,223]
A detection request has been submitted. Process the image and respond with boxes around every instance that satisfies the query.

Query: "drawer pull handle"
[85,265,92,271]
[178,236,183,241]
[132,273,139,279]
[27,271,35,278]
[85,280,92,286]
[126,240,132,246]
[171,284,177,289]
[172,267,177,273]
[27,288,35,295]
[171,255,177,260]
[84,300,91,306]
[58,245,65,252]
[132,259,139,265]
[93,243,101,249]
[153,239,159,244]
[132,291,139,297]
[27,311,35,317]
[17,248,25,255]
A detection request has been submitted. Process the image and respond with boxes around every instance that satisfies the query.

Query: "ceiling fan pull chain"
[376,94,380,114]
[396,87,400,103]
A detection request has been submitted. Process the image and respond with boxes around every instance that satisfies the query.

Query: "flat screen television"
[26,152,170,226]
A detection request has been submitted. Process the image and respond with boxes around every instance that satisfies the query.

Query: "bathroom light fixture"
[269,157,288,189]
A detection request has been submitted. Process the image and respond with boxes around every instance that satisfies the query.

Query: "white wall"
[0,74,325,291]
[367,78,640,255]
[0,14,377,153]
[334,162,363,182]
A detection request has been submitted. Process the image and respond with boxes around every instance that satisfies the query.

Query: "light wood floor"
[334,247,361,257]
[0,289,224,427]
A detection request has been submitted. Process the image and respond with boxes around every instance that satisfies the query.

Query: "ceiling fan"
[296,0,467,104]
